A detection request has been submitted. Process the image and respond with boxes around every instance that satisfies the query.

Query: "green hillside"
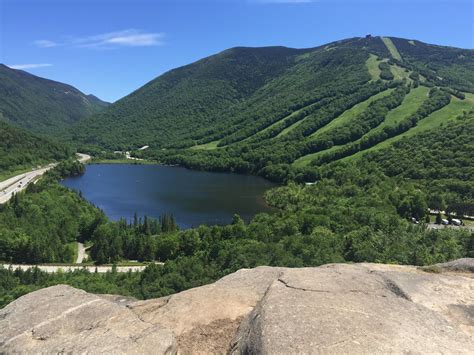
[71,36,472,183]
[0,64,108,135]
[72,36,391,149]
[364,110,474,201]
[0,121,72,178]
[1,36,473,307]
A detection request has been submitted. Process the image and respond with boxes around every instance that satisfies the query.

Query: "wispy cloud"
[8,63,53,70]
[33,29,165,49]
[33,40,58,48]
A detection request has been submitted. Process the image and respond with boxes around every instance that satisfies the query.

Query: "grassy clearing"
[309,89,394,138]
[232,99,329,140]
[400,93,473,137]
[293,145,339,168]
[366,54,381,81]
[377,86,429,128]
[382,37,402,61]
[292,86,430,168]
[277,117,306,137]
[391,64,411,81]
[190,140,220,150]
[344,93,474,160]
[254,101,321,139]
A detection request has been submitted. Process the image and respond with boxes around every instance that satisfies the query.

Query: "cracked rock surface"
[1,260,473,354]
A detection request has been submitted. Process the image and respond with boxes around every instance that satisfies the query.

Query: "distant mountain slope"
[0,121,72,176]
[73,36,391,149]
[72,36,473,182]
[389,37,474,92]
[0,64,108,135]
[363,110,474,199]
[74,36,473,152]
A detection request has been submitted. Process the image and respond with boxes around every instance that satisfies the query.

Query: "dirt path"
[76,243,87,264]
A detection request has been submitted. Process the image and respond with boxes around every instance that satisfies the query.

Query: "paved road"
[76,243,87,264]
[426,223,474,232]
[1,264,148,273]
[0,165,55,204]
[0,153,91,204]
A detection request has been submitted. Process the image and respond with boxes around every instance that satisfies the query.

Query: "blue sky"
[1,0,472,102]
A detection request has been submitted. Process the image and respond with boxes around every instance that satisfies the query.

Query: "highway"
[0,153,91,204]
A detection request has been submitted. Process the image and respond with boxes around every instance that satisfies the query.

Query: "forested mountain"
[0,121,72,176]
[72,37,473,180]
[1,36,473,307]
[0,64,108,135]
[72,36,391,148]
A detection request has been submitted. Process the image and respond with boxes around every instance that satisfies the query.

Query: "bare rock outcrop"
[0,285,175,354]
[1,260,473,354]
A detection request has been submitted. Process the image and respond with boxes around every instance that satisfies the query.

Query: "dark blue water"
[61,164,276,228]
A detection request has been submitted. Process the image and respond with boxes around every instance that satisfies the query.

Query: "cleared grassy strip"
[190,140,220,150]
[396,94,473,138]
[343,93,473,160]
[376,86,429,128]
[293,86,430,167]
[366,54,381,81]
[293,145,338,168]
[382,37,402,60]
[309,89,394,138]
[243,100,323,141]
[277,118,306,137]
[391,64,411,81]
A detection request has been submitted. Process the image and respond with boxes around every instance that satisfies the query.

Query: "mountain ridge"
[0,64,109,135]
[70,36,473,154]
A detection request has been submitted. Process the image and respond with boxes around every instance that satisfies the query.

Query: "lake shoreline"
[62,163,277,229]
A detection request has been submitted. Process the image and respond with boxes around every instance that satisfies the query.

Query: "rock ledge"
[1,260,473,354]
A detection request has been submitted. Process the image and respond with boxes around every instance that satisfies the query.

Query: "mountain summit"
[71,36,473,152]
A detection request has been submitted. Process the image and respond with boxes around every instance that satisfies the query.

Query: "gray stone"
[432,258,474,273]
[1,261,473,354]
[0,285,175,354]
[231,263,474,354]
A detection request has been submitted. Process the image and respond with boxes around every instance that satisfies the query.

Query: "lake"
[61,164,276,228]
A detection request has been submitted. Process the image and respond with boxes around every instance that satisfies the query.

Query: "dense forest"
[70,36,392,149]
[364,111,474,209]
[70,36,473,154]
[0,35,473,308]
[0,161,103,264]
[0,64,108,135]
[389,37,474,93]
[1,157,472,307]
[0,121,73,177]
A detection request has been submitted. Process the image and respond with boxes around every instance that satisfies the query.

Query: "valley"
[0,35,472,332]
[1,0,473,352]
